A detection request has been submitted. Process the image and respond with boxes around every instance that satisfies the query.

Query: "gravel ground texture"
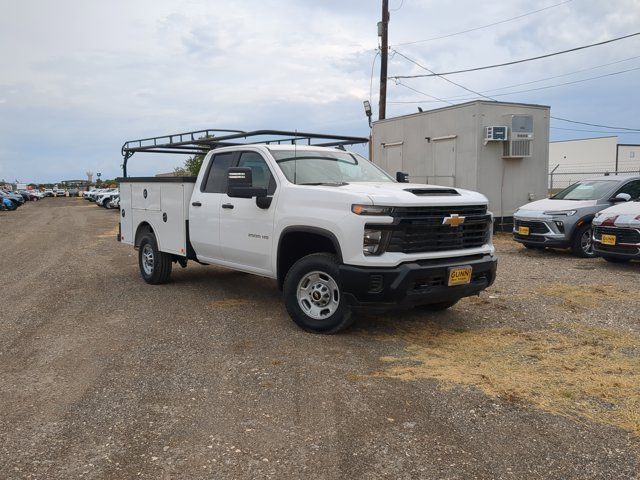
[0,198,638,479]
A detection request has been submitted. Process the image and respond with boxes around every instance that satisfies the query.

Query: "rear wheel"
[283,253,353,334]
[571,224,595,258]
[138,234,172,284]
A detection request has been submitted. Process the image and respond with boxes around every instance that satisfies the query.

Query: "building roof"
[550,136,618,143]
[373,99,551,124]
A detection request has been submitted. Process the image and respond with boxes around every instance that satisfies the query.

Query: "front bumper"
[593,226,640,259]
[339,254,497,309]
[512,215,570,247]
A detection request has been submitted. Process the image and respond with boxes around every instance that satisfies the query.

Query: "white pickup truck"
[118,130,497,333]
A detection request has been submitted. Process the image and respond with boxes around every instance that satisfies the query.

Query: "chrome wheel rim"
[581,228,594,255]
[297,271,340,320]
[142,244,154,275]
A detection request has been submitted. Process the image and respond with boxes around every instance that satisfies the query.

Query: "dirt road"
[1,199,638,479]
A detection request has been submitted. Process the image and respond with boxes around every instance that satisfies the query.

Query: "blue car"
[2,196,15,210]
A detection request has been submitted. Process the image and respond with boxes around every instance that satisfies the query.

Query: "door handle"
[192,201,202,207]
[222,203,234,209]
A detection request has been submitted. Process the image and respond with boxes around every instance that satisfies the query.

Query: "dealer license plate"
[601,234,617,246]
[448,266,472,286]
[518,226,530,236]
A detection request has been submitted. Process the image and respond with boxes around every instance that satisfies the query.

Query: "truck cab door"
[188,152,236,262]
[218,151,278,275]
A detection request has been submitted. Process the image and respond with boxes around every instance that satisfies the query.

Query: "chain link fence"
[548,167,640,195]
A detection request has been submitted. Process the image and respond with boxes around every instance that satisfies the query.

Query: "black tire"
[571,223,595,258]
[603,256,630,264]
[138,234,172,284]
[283,253,353,334]
[415,299,459,311]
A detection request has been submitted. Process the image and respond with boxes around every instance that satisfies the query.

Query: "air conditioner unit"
[503,139,532,158]
[503,115,533,158]
[484,126,508,141]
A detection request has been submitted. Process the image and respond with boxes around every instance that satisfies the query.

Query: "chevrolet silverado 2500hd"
[118,130,497,333]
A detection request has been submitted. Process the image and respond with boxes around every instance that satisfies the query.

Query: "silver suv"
[513,175,640,257]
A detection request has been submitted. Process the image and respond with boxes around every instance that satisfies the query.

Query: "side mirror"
[396,171,409,183]
[227,167,268,198]
[611,192,631,203]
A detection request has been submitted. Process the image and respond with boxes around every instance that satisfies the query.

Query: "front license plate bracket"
[448,266,472,286]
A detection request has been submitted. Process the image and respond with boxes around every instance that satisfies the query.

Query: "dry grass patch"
[369,322,640,436]
[536,283,633,310]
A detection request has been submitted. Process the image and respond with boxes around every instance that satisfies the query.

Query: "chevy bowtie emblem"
[442,214,466,227]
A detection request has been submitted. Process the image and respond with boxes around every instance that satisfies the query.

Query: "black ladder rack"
[120,129,369,177]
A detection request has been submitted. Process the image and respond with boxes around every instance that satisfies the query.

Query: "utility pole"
[378,0,389,120]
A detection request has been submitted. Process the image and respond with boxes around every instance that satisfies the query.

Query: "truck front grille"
[383,205,491,254]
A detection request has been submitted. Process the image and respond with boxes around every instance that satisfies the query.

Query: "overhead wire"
[389,49,640,133]
[392,0,572,46]
[390,31,640,79]
[551,126,640,135]
[388,65,640,103]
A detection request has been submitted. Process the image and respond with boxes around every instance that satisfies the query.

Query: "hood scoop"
[405,188,460,196]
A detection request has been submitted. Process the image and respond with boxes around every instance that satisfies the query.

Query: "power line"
[552,117,640,132]
[369,49,380,109]
[395,81,454,105]
[393,0,572,46]
[391,49,495,100]
[390,49,640,133]
[390,31,640,79]
[389,65,640,103]
[551,127,640,135]
[443,54,640,99]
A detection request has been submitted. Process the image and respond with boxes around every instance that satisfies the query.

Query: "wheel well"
[134,222,154,247]
[277,230,340,290]
[571,216,594,240]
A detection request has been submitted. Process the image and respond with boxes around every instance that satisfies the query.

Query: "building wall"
[549,136,618,172]
[617,145,640,171]
[371,101,550,218]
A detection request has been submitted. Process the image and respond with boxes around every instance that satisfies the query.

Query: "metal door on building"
[433,137,456,187]
[385,144,403,176]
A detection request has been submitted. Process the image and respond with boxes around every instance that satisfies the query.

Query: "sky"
[1,0,639,183]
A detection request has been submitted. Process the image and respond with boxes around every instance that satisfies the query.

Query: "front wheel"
[138,234,172,284]
[283,253,353,334]
[571,224,596,258]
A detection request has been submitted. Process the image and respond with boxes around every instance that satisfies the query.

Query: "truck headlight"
[543,210,576,216]
[363,229,388,255]
[352,204,393,215]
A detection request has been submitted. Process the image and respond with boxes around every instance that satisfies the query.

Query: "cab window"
[237,152,276,195]
[202,152,235,193]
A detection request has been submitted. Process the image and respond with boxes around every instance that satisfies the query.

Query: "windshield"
[552,180,615,200]
[270,150,393,185]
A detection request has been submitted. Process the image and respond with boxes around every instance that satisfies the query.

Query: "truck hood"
[593,201,640,227]
[324,182,488,206]
[516,198,597,212]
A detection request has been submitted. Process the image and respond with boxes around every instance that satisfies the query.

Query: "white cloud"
[0,0,639,181]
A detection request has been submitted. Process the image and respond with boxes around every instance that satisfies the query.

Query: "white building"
[548,137,640,190]
[371,100,550,224]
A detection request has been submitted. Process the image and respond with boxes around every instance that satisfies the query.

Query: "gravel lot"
[1,198,639,479]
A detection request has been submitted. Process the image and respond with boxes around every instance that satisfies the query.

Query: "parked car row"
[513,175,640,263]
[1,189,27,210]
[84,188,119,209]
